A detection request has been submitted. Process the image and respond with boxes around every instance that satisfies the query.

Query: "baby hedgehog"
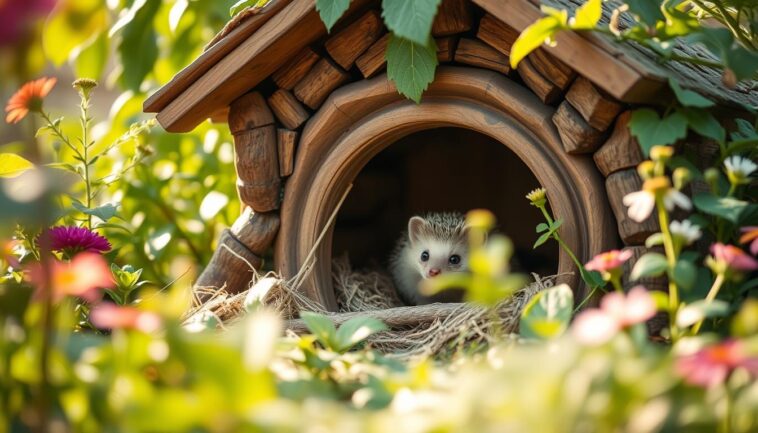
[389,212,468,305]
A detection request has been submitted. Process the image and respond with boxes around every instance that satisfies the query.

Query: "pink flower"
[676,340,758,388]
[585,249,634,273]
[1,239,20,268]
[26,253,114,302]
[90,303,161,333]
[46,226,111,256]
[572,286,656,345]
[0,0,57,46]
[740,227,758,256]
[710,243,758,272]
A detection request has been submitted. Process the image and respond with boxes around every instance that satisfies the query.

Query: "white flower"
[623,190,656,222]
[670,220,702,245]
[724,156,757,184]
[662,188,692,213]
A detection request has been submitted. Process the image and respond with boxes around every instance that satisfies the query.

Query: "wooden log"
[268,89,310,130]
[517,57,561,104]
[593,111,644,177]
[356,33,389,78]
[293,58,351,109]
[476,13,520,56]
[277,129,297,177]
[552,101,605,154]
[529,48,576,90]
[436,36,457,62]
[566,77,623,131]
[432,0,473,36]
[230,207,280,255]
[234,125,281,212]
[271,47,320,90]
[325,10,383,70]
[228,92,274,134]
[454,38,510,74]
[194,229,262,294]
[605,169,660,245]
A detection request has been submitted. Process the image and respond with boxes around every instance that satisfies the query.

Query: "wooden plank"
[235,126,281,212]
[325,10,383,69]
[552,101,605,154]
[431,0,473,36]
[155,0,371,132]
[593,111,644,177]
[230,208,281,255]
[144,0,292,114]
[476,13,520,56]
[454,38,510,75]
[194,229,262,294]
[529,48,576,90]
[436,37,457,62]
[209,106,229,123]
[472,0,665,103]
[268,89,310,130]
[605,169,660,245]
[356,33,389,78]
[517,57,561,104]
[277,129,297,177]
[228,92,274,134]
[566,76,623,131]
[293,57,351,109]
[271,47,320,90]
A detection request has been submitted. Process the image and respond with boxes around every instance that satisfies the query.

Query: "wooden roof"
[144,0,757,132]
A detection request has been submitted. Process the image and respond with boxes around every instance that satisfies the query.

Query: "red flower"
[5,77,56,124]
[585,249,633,273]
[710,243,758,272]
[26,252,113,302]
[46,226,111,256]
[90,303,161,333]
[676,340,758,388]
[740,227,758,256]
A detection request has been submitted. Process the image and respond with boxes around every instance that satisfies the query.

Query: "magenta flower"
[572,286,656,345]
[710,243,758,272]
[585,249,634,273]
[740,227,758,256]
[676,340,758,388]
[47,226,111,256]
[90,303,161,333]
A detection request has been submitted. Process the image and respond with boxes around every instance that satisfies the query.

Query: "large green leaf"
[669,259,696,290]
[385,35,438,103]
[689,27,758,82]
[625,0,664,26]
[680,108,725,143]
[510,11,567,68]
[668,79,714,108]
[316,0,350,32]
[629,109,688,155]
[43,0,107,66]
[335,316,388,352]
[0,154,34,178]
[300,312,337,350]
[692,193,749,224]
[630,253,668,280]
[117,0,161,92]
[74,31,109,80]
[381,0,441,45]
[520,284,573,340]
[72,201,118,222]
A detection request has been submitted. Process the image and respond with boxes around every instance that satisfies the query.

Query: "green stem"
[573,285,599,312]
[691,272,726,335]
[39,111,82,160]
[538,206,584,271]
[610,275,623,293]
[80,96,93,230]
[656,197,681,341]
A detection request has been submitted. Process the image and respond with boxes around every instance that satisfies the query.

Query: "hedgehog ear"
[408,216,426,245]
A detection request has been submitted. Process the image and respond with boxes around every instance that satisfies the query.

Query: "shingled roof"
[144,0,757,132]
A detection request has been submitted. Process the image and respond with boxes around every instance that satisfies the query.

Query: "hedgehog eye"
[420,251,430,262]
[448,254,461,265]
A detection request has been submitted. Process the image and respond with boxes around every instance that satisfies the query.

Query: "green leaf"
[72,202,118,222]
[670,259,696,290]
[625,0,664,26]
[629,109,688,155]
[0,154,34,178]
[43,0,108,66]
[689,27,758,82]
[692,193,748,224]
[645,233,665,248]
[386,35,438,103]
[680,108,725,143]
[230,0,270,17]
[536,223,548,233]
[731,119,758,141]
[668,78,714,108]
[676,300,729,328]
[381,0,441,45]
[520,284,573,340]
[630,253,668,280]
[571,0,601,29]
[315,0,350,32]
[335,316,388,352]
[579,268,604,289]
[510,13,566,68]
[300,312,337,350]
[117,0,161,91]
[533,230,553,248]
[74,31,109,81]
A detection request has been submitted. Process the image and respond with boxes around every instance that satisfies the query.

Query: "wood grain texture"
[566,76,623,131]
[355,33,389,78]
[552,101,605,154]
[293,57,351,109]
[271,47,320,90]
[194,229,262,294]
[325,9,383,69]
[228,92,274,134]
[593,111,643,176]
[529,48,576,90]
[234,126,281,212]
[605,169,660,245]
[277,128,297,177]
[230,207,281,255]
[454,38,510,74]
[432,0,473,36]
[268,89,310,130]
[436,37,457,62]
[476,13,520,56]
[517,57,561,104]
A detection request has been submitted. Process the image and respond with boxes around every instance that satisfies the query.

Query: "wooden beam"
[431,0,473,36]
[228,92,274,134]
[356,33,389,78]
[230,207,281,255]
[325,9,383,69]
[566,77,624,131]
[268,89,310,130]
[271,47,320,90]
[529,48,576,90]
[454,38,510,75]
[277,129,297,177]
[235,126,281,212]
[293,58,351,109]
[476,13,520,56]
[552,101,605,154]
[195,230,262,294]
[516,57,561,104]
[593,111,644,177]
[436,37,457,62]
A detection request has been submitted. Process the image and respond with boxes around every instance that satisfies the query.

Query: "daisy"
[670,220,702,246]
[623,177,692,223]
[724,156,757,185]
[5,77,56,124]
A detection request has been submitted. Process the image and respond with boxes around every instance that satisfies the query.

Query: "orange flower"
[5,77,56,124]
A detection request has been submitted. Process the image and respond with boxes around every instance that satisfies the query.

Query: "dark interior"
[331,127,559,279]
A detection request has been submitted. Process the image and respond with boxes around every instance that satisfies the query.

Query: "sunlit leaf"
[520,284,573,340]
[74,31,109,81]
[0,154,34,178]
[693,193,748,224]
[335,316,388,352]
[571,0,601,29]
[510,11,567,68]
[43,0,108,66]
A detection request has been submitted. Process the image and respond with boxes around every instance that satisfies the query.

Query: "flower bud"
[637,161,656,180]
[72,78,98,99]
[525,187,547,208]
[466,209,496,231]
[673,167,692,190]
[704,167,720,191]
[650,145,674,163]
